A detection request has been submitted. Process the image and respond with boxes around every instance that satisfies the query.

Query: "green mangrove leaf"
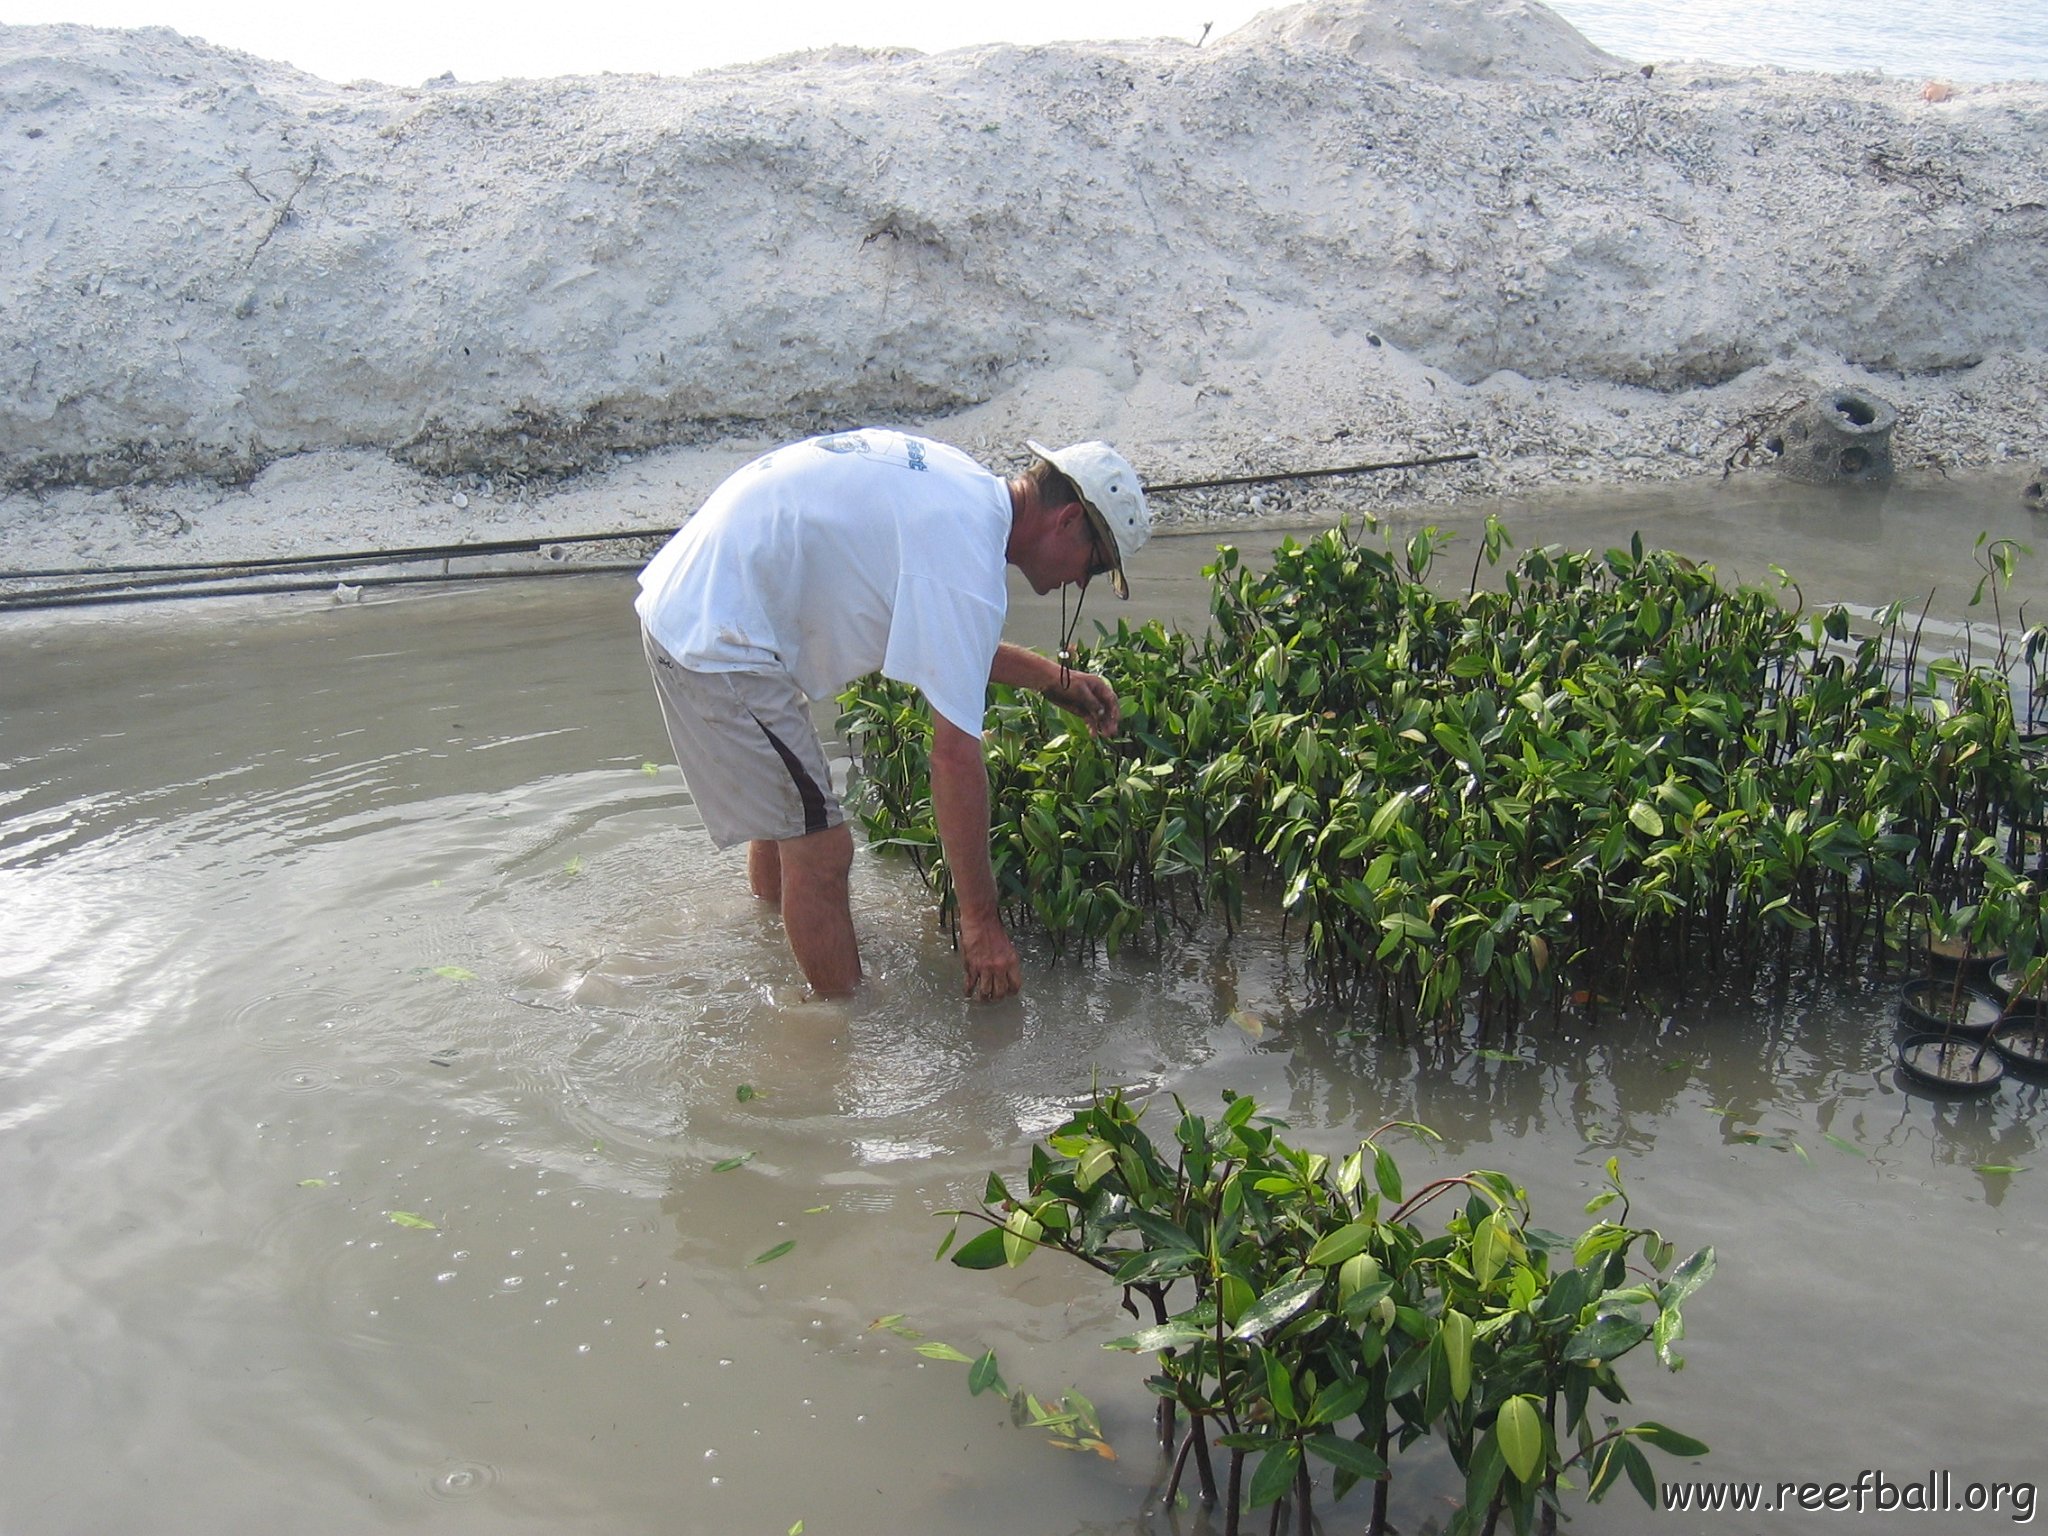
[386,1211,436,1229]
[1306,1377,1372,1428]
[1588,1437,1630,1501]
[1248,1442,1303,1509]
[1629,1421,1709,1458]
[1305,1218,1376,1268]
[1660,1246,1716,1311]
[1620,1436,1660,1506]
[1441,1308,1474,1404]
[1496,1395,1545,1484]
[914,1340,974,1363]
[1337,1251,1384,1305]
[1104,1318,1212,1353]
[1220,1272,1256,1329]
[750,1240,796,1266]
[712,1153,755,1172]
[1372,1142,1403,1202]
[968,1350,1007,1396]
[1306,1431,1388,1479]
[1230,1274,1325,1341]
[1076,1140,1117,1192]
[1653,1303,1691,1369]
[1263,1350,1299,1424]
[1471,1209,1522,1288]
[949,1228,1010,1269]
[1565,1312,1651,1363]
[1002,1208,1043,1268]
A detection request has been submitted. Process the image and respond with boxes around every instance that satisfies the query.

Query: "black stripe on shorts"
[754,719,831,836]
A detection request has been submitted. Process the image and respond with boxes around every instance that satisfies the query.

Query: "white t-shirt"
[634,430,1013,736]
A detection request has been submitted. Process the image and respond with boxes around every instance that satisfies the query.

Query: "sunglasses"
[1082,517,1115,582]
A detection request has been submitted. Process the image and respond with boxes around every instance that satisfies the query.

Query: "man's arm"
[989,641,1121,736]
[929,714,1022,1001]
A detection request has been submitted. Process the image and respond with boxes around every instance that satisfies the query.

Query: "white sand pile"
[4,0,2046,569]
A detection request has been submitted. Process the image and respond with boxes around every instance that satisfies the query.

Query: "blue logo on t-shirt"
[815,433,871,455]
[906,439,928,472]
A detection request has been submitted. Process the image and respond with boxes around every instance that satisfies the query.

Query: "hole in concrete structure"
[1837,396,1878,427]
[1840,446,1871,473]
[1763,435,1785,456]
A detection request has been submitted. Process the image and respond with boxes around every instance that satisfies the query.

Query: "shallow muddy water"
[4,473,2046,1535]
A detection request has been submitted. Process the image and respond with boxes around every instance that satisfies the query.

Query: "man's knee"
[778,822,854,890]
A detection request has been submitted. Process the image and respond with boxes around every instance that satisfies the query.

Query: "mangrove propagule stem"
[1192,1417,1220,1504]
[1163,1425,1196,1508]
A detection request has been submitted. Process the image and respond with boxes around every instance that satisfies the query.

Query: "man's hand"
[1044,668,1122,737]
[959,914,1022,1001]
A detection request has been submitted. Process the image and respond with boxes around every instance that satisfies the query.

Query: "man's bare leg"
[774,823,861,996]
[748,839,782,904]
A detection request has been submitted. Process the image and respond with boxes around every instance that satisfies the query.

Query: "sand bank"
[4,0,2046,570]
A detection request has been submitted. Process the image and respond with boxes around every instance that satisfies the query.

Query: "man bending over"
[635,429,1150,1002]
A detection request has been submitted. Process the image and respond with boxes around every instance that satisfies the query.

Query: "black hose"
[0,562,643,612]
[1146,449,1479,494]
[0,448,1481,609]
[0,526,663,583]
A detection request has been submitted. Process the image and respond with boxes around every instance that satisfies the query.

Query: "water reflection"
[5,485,2048,1534]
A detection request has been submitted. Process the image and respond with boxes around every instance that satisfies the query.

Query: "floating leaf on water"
[914,1340,975,1363]
[298,1178,328,1188]
[967,1348,1006,1396]
[431,966,477,982]
[789,1523,804,1536]
[1227,1008,1265,1040]
[804,1205,830,1215]
[1824,1133,1866,1157]
[641,762,661,776]
[1474,1048,1520,1063]
[562,856,583,877]
[711,1153,755,1173]
[749,1240,796,1266]
[736,1084,760,1102]
[1976,1164,2029,1176]
[387,1211,437,1229]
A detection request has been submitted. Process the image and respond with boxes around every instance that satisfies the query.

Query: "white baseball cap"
[1027,439,1150,599]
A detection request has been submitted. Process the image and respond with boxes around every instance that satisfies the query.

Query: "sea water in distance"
[1546,0,2048,83]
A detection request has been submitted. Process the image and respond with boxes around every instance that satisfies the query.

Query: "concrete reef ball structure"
[1765,391,1900,486]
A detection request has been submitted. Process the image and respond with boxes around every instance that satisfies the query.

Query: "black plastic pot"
[1896,1032,2006,1095]
[1990,1017,2048,1079]
[1899,977,2005,1038]
[1923,935,2003,975]
[1988,965,2048,1018]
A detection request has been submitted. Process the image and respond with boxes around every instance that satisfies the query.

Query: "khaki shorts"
[641,627,845,849]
